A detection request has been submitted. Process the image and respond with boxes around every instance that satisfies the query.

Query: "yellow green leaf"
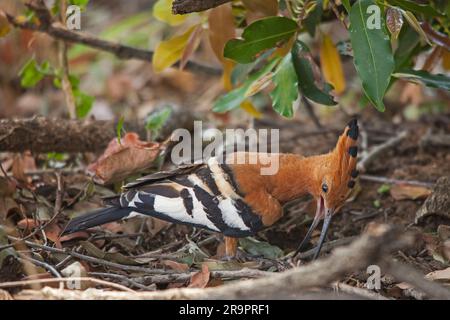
[402,10,431,45]
[320,34,346,94]
[240,100,262,118]
[152,25,197,73]
[0,12,11,38]
[222,59,235,91]
[153,0,186,26]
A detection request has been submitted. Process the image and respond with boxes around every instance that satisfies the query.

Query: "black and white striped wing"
[118,158,263,237]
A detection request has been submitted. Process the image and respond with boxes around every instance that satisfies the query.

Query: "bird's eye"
[322,183,328,193]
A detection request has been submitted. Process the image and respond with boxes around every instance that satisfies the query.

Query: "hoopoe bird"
[63,119,359,259]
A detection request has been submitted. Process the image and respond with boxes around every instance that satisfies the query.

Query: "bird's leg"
[312,210,333,260]
[223,236,238,260]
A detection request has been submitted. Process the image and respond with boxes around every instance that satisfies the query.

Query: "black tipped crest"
[346,118,359,140]
[350,169,359,178]
[348,180,355,188]
[348,146,358,157]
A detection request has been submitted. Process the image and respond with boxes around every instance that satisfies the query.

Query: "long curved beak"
[294,197,334,260]
[312,208,333,260]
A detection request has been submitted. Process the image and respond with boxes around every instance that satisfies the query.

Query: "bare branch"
[3,3,220,75]
[0,112,194,153]
[172,0,231,14]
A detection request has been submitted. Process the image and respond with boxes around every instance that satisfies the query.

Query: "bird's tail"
[62,207,132,235]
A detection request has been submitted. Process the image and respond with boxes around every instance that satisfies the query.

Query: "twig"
[18,256,62,280]
[88,272,153,291]
[291,236,356,260]
[58,0,76,118]
[357,130,408,172]
[360,174,434,188]
[0,177,80,252]
[302,97,323,129]
[0,277,135,292]
[13,224,423,300]
[3,5,220,75]
[332,282,390,300]
[7,237,175,275]
[421,22,450,51]
[132,268,271,285]
[383,258,450,300]
[172,0,231,14]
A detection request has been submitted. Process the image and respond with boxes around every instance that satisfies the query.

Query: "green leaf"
[349,0,394,112]
[389,0,443,17]
[73,90,93,118]
[19,59,51,88]
[146,106,172,139]
[116,116,125,145]
[394,25,421,70]
[342,0,351,13]
[291,40,336,106]
[393,69,450,91]
[239,237,284,259]
[224,16,298,64]
[230,50,274,86]
[377,184,391,195]
[213,58,281,113]
[269,53,298,118]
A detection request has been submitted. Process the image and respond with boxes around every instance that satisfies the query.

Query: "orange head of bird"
[295,118,359,259]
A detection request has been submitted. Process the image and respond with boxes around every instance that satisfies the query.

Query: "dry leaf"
[11,151,36,183]
[17,218,38,230]
[87,132,163,185]
[59,231,90,242]
[242,0,278,16]
[0,176,15,197]
[153,0,187,26]
[163,259,189,272]
[0,11,11,38]
[386,7,403,40]
[146,217,171,237]
[442,49,450,70]
[0,289,13,300]
[425,267,450,281]
[240,100,262,118]
[152,25,197,73]
[400,82,424,105]
[188,264,210,288]
[390,185,431,201]
[320,34,346,94]
[179,25,203,70]
[0,196,18,222]
[209,3,236,90]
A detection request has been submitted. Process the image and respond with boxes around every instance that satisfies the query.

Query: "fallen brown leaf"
[425,267,450,281]
[87,132,164,185]
[11,151,36,183]
[188,264,210,288]
[163,260,189,272]
[390,185,431,201]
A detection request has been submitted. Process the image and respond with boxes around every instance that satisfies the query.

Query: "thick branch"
[4,3,220,75]
[0,113,194,153]
[14,224,446,300]
[172,0,231,14]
